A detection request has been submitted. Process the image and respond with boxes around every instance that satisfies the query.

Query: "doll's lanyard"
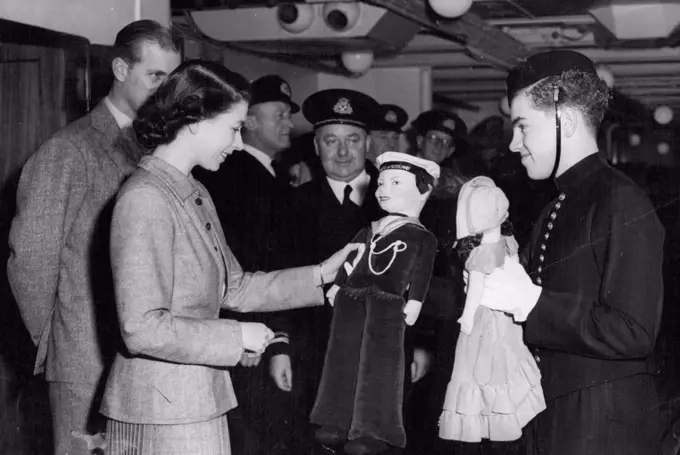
[369,217,420,275]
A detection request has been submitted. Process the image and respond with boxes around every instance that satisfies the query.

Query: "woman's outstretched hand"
[319,243,363,284]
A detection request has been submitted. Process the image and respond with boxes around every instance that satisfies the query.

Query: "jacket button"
[206,222,212,231]
[196,198,203,206]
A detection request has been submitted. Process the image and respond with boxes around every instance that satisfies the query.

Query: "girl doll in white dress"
[439,176,546,443]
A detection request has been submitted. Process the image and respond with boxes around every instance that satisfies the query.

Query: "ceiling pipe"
[364,0,531,70]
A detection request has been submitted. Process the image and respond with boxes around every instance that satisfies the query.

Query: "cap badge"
[280,82,292,97]
[443,119,456,130]
[333,97,353,115]
[385,110,397,123]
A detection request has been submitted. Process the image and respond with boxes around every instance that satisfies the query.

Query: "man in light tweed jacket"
[7,20,181,455]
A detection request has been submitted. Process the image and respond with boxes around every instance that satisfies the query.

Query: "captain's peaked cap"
[506,50,598,101]
[303,89,379,131]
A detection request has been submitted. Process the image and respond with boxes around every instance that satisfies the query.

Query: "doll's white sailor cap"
[376,151,440,180]
[456,176,509,240]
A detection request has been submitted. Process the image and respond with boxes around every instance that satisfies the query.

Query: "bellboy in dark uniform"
[478,50,664,455]
[194,74,299,454]
[368,104,408,164]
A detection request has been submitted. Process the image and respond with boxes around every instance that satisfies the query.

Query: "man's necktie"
[343,184,358,209]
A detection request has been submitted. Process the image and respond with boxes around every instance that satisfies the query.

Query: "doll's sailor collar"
[371,215,423,240]
[368,215,422,275]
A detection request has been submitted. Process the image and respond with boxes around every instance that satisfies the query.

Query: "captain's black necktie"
[343,184,357,209]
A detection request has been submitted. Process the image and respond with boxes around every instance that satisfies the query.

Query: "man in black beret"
[475,49,664,454]
[194,73,300,454]
[411,109,467,165]
[367,103,408,164]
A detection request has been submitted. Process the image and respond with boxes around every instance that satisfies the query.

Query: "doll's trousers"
[310,286,407,448]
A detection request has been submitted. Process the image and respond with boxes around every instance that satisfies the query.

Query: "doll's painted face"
[376,168,425,215]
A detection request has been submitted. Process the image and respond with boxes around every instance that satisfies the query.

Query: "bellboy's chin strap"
[551,84,562,180]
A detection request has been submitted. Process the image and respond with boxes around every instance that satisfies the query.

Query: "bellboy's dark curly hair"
[526,69,611,134]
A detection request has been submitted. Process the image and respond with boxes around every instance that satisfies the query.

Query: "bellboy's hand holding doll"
[439,176,545,444]
[311,152,439,455]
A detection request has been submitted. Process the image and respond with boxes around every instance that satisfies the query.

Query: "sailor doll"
[311,152,439,454]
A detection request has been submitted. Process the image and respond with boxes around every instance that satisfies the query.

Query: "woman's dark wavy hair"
[526,69,611,134]
[132,59,251,152]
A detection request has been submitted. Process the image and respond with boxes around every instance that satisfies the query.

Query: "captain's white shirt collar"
[327,169,370,206]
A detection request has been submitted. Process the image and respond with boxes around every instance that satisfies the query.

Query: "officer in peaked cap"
[478,49,663,455]
[368,104,408,165]
[250,74,300,113]
[302,88,380,186]
[411,109,467,165]
[303,88,379,131]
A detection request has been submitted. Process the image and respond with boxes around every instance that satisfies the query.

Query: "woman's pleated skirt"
[105,414,231,455]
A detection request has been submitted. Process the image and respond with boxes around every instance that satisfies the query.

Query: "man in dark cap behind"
[410,110,469,199]
[368,103,408,165]
[411,109,467,165]
[267,89,436,454]
[195,74,300,454]
[476,50,664,454]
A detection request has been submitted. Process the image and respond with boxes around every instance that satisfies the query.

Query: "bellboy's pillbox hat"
[506,50,598,101]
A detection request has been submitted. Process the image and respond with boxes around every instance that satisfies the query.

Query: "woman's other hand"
[239,322,274,354]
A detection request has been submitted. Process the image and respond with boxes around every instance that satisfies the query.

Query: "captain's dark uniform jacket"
[523,153,664,401]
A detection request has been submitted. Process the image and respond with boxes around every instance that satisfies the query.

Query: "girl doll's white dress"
[439,176,546,443]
